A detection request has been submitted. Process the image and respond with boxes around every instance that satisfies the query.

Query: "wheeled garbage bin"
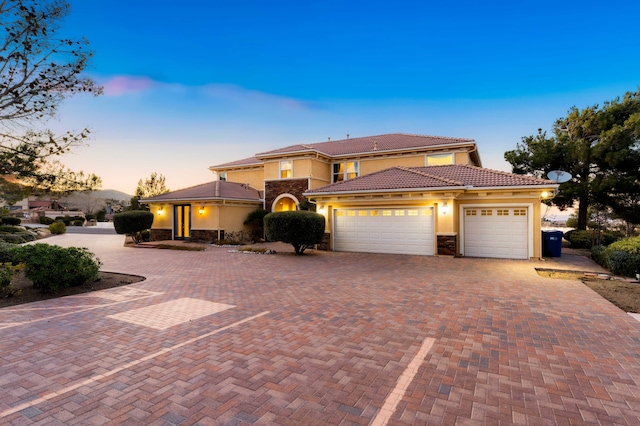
[542,230,563,257]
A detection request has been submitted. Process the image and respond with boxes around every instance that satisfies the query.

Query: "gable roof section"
[305,165,555,195]
[255,133,476,158]
[140,180,262,203]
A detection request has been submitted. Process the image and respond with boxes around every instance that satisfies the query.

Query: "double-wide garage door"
[464,207,528,259]
[334,207,434,255]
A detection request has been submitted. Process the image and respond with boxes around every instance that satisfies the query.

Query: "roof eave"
[305,186,467,197]
[140,196,263,203]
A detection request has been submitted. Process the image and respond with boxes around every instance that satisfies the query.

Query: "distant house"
[142,133,557,259]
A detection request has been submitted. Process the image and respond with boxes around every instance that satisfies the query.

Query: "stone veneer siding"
[265,179,309,211]
[191,229,224,243]
[437,234,457,256]
[150,229,172,242]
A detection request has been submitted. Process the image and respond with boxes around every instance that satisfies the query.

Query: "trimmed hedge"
[264,211,325,255]
[1,217,21,225]
[113,211,154,243]
[591,237,640,277]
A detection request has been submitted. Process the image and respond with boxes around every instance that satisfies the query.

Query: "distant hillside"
[96,189,131,201]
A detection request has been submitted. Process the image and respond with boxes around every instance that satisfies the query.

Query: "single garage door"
[464,207,528,259]
[334,207,434,255]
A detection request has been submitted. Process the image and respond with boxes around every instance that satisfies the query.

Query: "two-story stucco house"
[141,133,557,259]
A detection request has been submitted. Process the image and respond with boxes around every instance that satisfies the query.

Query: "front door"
[174,205,191,240]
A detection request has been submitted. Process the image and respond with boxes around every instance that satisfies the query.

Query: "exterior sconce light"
[157,207,164,215]
[199,207,205,215]
[441,202,448,215]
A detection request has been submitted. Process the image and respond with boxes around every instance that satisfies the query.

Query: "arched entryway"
[272,194,299,212]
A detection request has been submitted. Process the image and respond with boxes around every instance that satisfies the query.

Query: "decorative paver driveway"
[1,235,639,425]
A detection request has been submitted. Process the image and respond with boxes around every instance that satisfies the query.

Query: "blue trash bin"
[542,230,563,257]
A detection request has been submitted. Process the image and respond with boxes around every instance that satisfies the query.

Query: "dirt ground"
[0,272,145,309]
[537,269,640,314]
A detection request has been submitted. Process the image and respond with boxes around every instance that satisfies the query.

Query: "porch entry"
[174,205,191,240]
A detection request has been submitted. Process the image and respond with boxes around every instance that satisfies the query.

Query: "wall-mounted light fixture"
[157,207,164,215]
[441,202,449,215]
[198,207,205,215]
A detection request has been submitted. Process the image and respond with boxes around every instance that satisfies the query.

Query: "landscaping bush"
[0,225,21,233]
[39,216,55,225]
[55,215,72,226]
[85,213,96,221]
[96,210,106,222]
[113,210,154,243]
[591,237,640,277]
[0,242,16,263]
[264,211,325,255]
[49,221,67,235]
[244,208,268,242]
[72,219,84,226]
[564,229,621,249]
[1,216,21,225]
[12,244,102,292]
[0,234,26,244]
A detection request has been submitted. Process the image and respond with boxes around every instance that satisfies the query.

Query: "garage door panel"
[335,208,434,255]
[464,207,528,259]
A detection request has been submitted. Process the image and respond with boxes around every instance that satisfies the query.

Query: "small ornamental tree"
[264,211,325,255]
[113,211,154,244]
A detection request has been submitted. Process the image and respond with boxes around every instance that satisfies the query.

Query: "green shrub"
[1,216,21,225]
[591,237,640,277]
[72,219,84,226]
[607,251,640,277]
[114,211,154,243]
[49,222,67,235]
[55,215,72,225]
[608,237,640,254]
[244,208,268,242]
[39,216,55,225]
[96,210,106,222]
[0,234,26,244]
[564,230,594,249]
[264,211,325,255]
[0,225,21,233]
[590,245,609,269]
[85,213,96,221]
[12,244,102,292]
[0,242,17,263]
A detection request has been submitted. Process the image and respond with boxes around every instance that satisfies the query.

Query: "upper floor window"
[218,172,227,181]
[427,153,454,166]
[333,161,359,182]
[280,160,293,178]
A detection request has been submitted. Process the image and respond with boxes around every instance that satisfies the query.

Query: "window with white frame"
[427,153,454,166]
[332,161,359,182]
[218,172,227,181]
[280,160,293,179]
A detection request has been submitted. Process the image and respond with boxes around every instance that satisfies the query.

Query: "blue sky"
[50,0,640,195]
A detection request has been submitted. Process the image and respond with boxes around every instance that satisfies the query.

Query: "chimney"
[346,134,350,139]
[328,137,331,141]
[373,140,378,151]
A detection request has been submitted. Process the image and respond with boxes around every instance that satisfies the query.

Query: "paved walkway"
[1,235,639,424]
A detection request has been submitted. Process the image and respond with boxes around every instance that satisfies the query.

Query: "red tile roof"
[211,156,262,169]
[140,180,262,202]
[255,133,475,158]
[305,165,555,194]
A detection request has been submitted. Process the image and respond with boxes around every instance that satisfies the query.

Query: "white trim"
[271,193,300,212]
[459,203,534,259]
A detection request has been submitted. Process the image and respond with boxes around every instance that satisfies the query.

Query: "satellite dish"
[547,170,572,183]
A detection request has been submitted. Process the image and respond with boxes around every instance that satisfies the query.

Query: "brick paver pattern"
[1,235,639,425]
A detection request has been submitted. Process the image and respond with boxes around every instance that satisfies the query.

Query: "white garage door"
[334,208,434,255]
[464,207,528,259]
